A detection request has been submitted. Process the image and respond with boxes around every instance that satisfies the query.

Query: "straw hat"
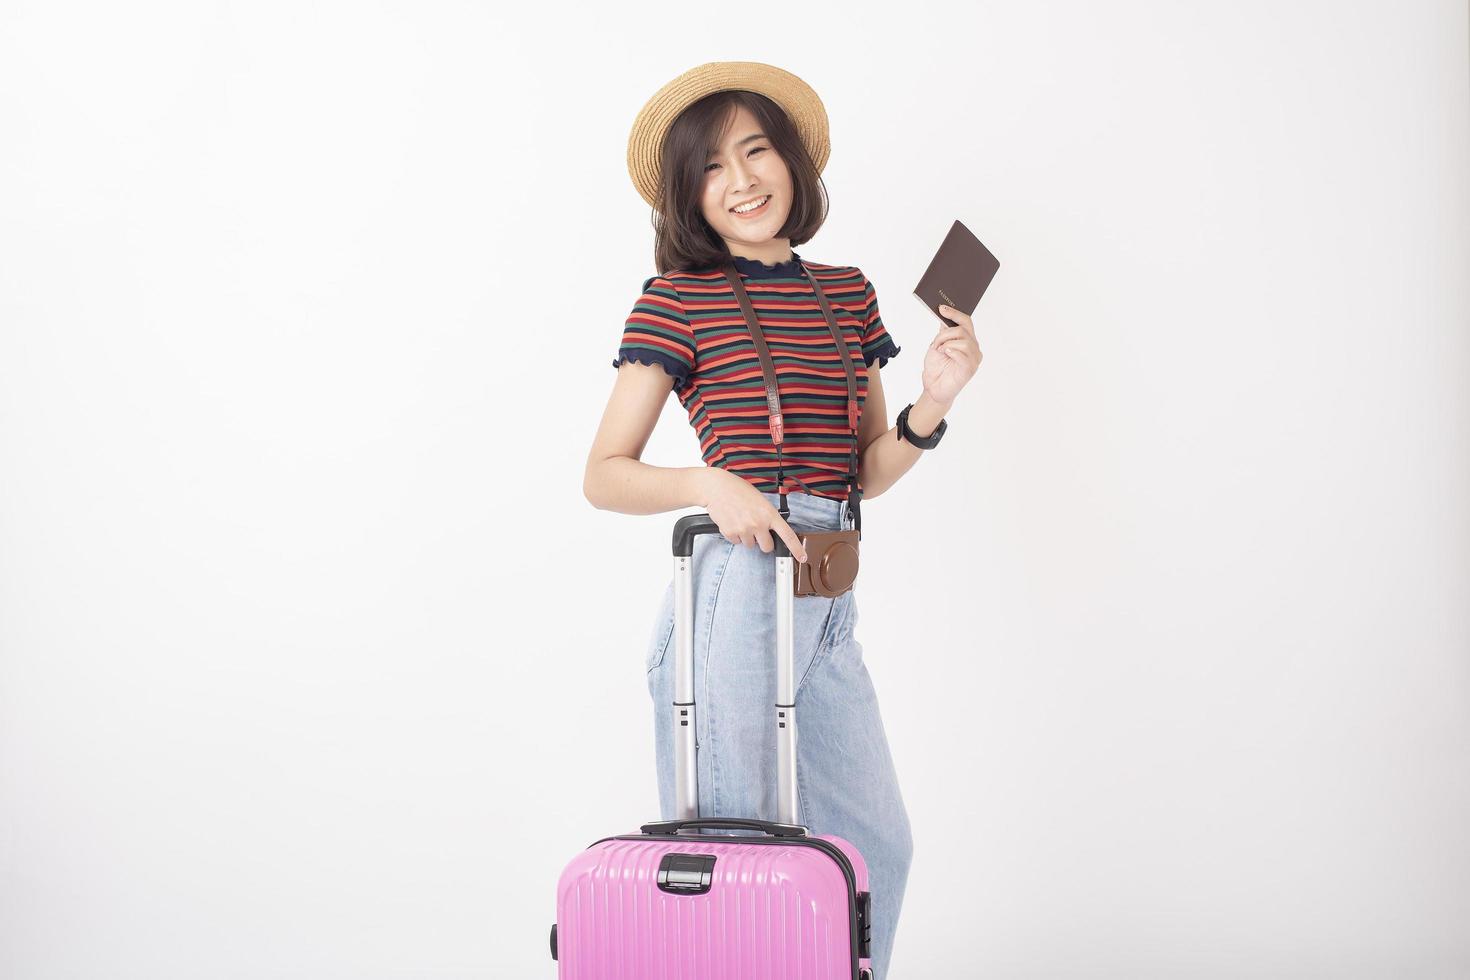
[626,61,831,210]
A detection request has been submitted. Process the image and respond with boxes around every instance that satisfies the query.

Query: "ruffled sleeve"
[612,275,697,388]
[857,270,901,369]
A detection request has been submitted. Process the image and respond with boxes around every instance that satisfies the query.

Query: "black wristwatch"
[896,402,947,449]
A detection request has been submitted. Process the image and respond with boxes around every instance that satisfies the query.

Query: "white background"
[2,2,1467,977]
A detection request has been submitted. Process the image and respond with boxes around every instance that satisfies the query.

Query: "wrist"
[904,392,951,440]
[687,466,715,508]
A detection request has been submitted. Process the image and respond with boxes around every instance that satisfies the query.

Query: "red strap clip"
[847,399,859,432]
[770,413,784,446]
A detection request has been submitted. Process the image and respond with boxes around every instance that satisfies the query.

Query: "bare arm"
[855,363,952,501]
[583,362,711,515]
[586,361,811,559]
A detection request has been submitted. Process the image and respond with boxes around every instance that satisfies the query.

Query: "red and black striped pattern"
[613,254,901,500]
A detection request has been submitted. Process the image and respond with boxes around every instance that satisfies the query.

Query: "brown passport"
[913,219,1000,327]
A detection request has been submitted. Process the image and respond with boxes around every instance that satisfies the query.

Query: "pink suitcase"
[550,512,874,979]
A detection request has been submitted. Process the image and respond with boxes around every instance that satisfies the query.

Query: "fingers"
[939,341,983,364]
[725,523,808,562]
[775,519,809,563]
[937,304,974,331]
[930,326,967,350]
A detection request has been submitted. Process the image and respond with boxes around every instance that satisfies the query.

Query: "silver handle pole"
[668,514,800,828]
[672,552,699,821]
[775,553,798,824]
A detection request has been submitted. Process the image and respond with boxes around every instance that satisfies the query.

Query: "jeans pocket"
[795,594,842,694]
[645,584,675,673]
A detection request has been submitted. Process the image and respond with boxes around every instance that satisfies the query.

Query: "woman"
[583,61,981,979]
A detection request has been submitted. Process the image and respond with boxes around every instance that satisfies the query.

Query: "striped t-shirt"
[612,251,901,501]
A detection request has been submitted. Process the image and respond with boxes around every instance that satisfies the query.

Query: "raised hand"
[921,303,983,408]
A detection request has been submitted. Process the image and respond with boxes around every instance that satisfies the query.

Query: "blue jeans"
[644,489,914,980]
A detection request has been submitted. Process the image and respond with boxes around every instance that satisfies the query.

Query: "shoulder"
[803,258,869,288]
[637,268,738,313]
[801,257,861,277]
[637,268,730,294]
[632,274,693,315]
[650,267,729,289]
[637,273,675,293]
[802,260,872,306]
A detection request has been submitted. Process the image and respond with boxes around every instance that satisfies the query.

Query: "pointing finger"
[775,518,809,563]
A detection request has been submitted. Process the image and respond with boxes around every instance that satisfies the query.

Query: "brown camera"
[793,528,860,598]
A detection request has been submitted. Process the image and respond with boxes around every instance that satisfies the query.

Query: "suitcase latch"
[657,853,717,895]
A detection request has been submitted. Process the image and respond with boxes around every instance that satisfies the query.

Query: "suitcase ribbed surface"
[556,835,858,979]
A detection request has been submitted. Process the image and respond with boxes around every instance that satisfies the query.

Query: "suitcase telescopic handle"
[672,512,794,559]
[673,513,716,556]
[668,510,799,824]
[640,817,809,838]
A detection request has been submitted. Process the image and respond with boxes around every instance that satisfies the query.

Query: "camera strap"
[720,260,863,535]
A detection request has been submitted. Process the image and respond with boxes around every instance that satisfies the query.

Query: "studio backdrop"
[1,1,1467,977]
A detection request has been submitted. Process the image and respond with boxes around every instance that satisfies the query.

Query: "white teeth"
[731,195,770,214]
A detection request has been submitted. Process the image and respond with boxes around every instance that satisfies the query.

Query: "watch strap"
[897,402,946,449]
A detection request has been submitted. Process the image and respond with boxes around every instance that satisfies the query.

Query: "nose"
[725,160,756,196]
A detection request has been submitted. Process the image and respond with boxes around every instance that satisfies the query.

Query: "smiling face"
[699,103,795,265]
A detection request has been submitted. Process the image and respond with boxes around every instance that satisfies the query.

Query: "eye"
[705,146,770,172]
